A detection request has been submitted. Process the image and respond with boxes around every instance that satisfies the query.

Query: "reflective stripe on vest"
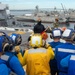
[1,55,9,61]
[58,48,75,53]
[53,48,55,51]
[28,48,46,54]
[70,55,75,60]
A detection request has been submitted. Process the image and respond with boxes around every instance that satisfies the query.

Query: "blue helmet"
[62,28,75,40]
[7,36,14,50]
[10,33,22,46]
[51,29,62,38]
[0,32,10,52]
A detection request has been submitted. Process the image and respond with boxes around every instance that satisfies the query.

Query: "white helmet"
[62,28,75,41]
[51,29,62,38]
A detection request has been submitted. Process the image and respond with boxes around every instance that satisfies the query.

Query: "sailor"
[15,34,54,75]
[33,17,45,33]
[0,33,10,75]
[60,33,75,75]
[0,32,25,75]
[53,18,59,29]
[55,28,75,75]
[48,29,64,75]
[60,54,75,75]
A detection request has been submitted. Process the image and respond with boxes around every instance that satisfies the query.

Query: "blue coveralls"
[60,55,75,75]
[1,51,25,75]
[48,41,63,75]
[0,59,10,75]
[55,42,75,75]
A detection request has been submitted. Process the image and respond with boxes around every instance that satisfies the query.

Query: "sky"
[0,0,75,10]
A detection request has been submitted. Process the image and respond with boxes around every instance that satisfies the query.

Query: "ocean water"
[10,8,63,16]
[10,10,34,16]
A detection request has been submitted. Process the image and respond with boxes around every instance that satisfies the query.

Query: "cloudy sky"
[0,0,75,10]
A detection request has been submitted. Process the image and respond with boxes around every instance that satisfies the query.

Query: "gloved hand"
[46,43,50,47]
[43,41,50,49]
[14,46,20,53]
[45,44,50,49]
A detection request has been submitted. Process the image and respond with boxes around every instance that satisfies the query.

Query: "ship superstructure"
[0,2,16,27]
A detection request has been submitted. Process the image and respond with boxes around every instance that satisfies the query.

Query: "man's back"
[60,55,75,75]
[24,47,54,75]
[55,43,75,73]
[1,52,25,75]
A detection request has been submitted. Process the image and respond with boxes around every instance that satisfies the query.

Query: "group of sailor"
[0,23,75,75]
[0,32,25,75]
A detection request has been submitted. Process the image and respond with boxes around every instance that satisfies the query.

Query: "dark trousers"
[51,70,59,75]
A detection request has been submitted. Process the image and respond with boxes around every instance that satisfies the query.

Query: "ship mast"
[61,3,65,16]
[34,5,39,16]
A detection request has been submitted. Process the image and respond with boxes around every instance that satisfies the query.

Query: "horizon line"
[10,7,75,10]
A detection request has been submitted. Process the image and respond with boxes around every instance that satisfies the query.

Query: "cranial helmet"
[62,28,75,41]
[10,33,22,46]
[0,32,10,52]
[8,36,14,50]
[51,29,62,38]
[30,34,43,48]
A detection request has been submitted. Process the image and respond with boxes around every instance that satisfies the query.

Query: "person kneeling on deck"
[0,32,25,75]
[15,34,54,75]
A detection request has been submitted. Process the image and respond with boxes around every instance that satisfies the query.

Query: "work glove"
[44,43,50,49]
[14,46,20,53]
